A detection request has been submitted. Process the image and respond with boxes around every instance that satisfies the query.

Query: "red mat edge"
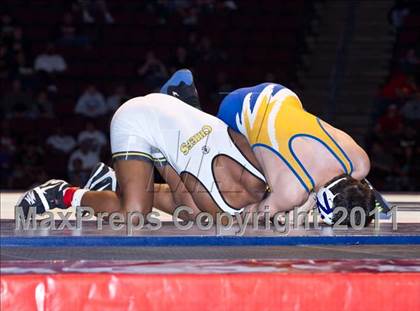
[2,272,420,311]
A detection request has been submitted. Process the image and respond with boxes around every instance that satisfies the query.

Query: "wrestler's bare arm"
[349,143,370,180]
[154,165,201,219]
[245,190,316,227]
[245,188,305,216]
[115,160,200,219]
[322,122,371,180]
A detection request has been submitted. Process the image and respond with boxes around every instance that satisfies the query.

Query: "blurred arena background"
[0,0,419,192]
[1,2,420,310]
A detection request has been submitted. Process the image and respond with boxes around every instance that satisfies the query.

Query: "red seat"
[55,99,76,117]
[404,15,420,28]
[24,26,50,41]
[111,62,136,78]
[398,31,419,45]
[84,64,106,77]
[67,63,86,77]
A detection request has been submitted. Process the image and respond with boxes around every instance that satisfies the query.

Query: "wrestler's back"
[217,83,369,210]
[112,93,230,171]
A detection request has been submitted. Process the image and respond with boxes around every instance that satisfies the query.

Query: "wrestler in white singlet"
[110,93,266,215]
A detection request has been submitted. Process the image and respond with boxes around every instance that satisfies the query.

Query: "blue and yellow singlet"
[217,83,353,192]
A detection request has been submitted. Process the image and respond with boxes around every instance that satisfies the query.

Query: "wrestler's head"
[316,174,375,226]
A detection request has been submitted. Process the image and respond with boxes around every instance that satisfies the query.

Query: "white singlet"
[110,93,266,215]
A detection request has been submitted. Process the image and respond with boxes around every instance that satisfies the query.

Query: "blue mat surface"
[2,220,420,247]
[2,235,420,247]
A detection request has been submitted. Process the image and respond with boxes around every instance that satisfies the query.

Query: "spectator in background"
[34,90,54,118]
[68,140,100,176]
[151,0,190,12]
[203,0,238,12]
[46,127,76,154]
[23,89,54,119]
[401,47,420,72]
[30,168,50,188]
[393,124,418,191]
[7,163,27,188]
[34,42,67,91]
[20,138,45,169]
[0,43,10,80]
[380,72,418,101]
[106,84,129,112]
[388,0,410,29]
[12,52,34,81]
[0,13,16,41]
[401,92,420,124]
[168,46,193,73]
[376,104,403,136]
[77,121,107,154]
[265,72,277,82]
[74,84,107,117]
[369,141,396,190]
[198,37,226,64]
[1,79,32,118]
[79,0,114,24]
[68,158,90,186]
[222,1,238,11]
[398,125,417,163]
[137,51,168,91]
[0,123,16,155]
[9,26,30,57]
[0,148,13,186]
[186,31,200,60]
[34,43,67,74]
[56,12,89,47]
[182,7,199,26]
[0,123,16,186]
[211,71,232,103]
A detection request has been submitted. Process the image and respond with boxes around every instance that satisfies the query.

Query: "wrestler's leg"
[17,171,196,224]
[81,182,197,221]
[78,160,154,218]
[79,164,197,220]
[113,159,154,215]
[79,190,121,214]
